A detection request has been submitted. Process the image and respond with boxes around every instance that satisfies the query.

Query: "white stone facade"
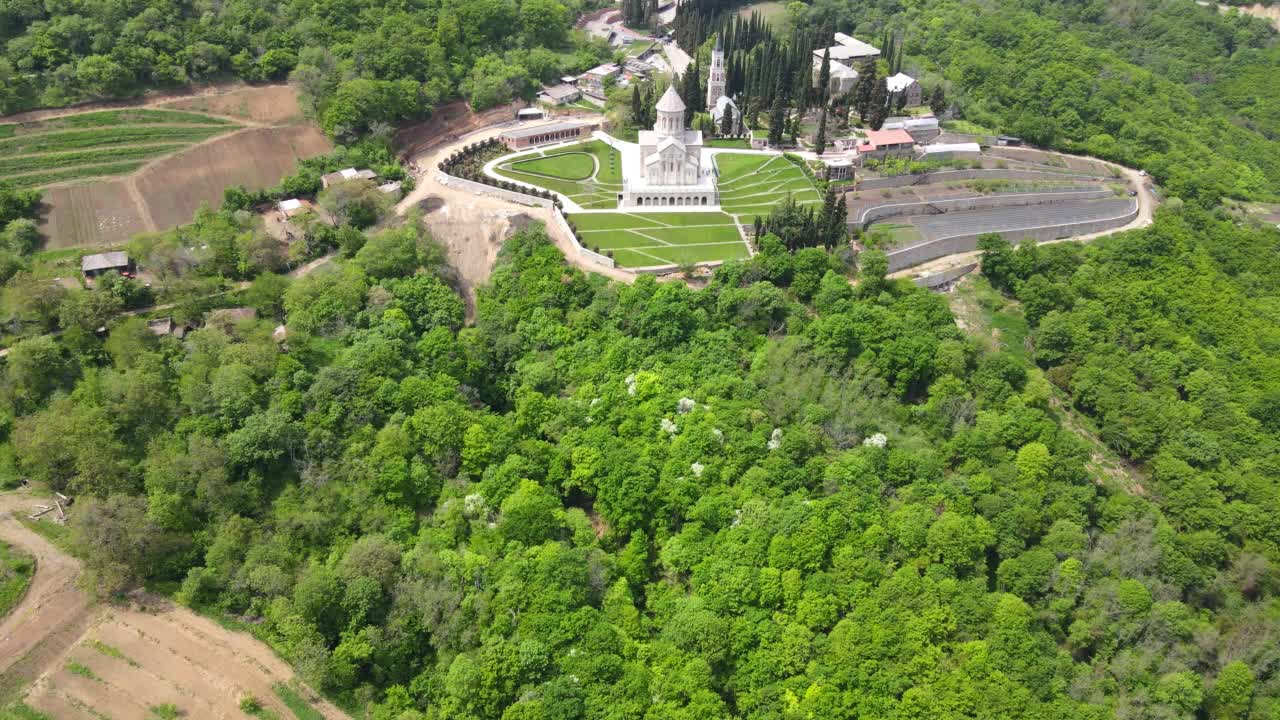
[620,86,719,208]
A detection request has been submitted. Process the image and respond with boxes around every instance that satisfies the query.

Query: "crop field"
[37,181,152,250]
[22,603,342,720]
[569,211,749,267]
[135,124,332,229]
[493,140,623,209]
[163,84,305,124]
[0,110,239,189]
[714,153,822,216]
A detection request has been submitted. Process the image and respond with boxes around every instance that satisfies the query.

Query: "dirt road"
[0,489,95,701]
[889,148,1156,280]
[397,119,635,318]
[0,488,348,719]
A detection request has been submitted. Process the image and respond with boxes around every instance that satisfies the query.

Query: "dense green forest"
[1,214,1277,719]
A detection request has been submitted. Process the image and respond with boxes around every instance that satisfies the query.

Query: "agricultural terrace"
[714,153,822,220]
[568,212,750,268]
[0,110,240,189]
[493,140,623,209]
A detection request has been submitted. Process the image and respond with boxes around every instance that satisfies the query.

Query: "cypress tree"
[631,85,642,125]
[870,78,889,129]
[768,88,786,146]
[817,48,831,107]
[814,106,828,155]
[930,85,947,116]
[854,57,877,122]
[720,104,735,136]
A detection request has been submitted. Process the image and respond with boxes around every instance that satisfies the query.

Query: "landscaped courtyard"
[492,140,622,209]
[567,212,750,268]
[489,137,822,268]
[714,153,823,219]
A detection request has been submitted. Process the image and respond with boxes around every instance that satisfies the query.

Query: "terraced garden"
[568,211,749,268]
[493,140,623,209]
[0,109,240,189]
[714,153,822,219]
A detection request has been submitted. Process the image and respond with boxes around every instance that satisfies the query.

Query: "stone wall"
[551,208,617,269]
[854,188,1114,229]
[910,263,978,289]
[856,167,1106,191]
[434,171,553,208]
[885,201,1137,272]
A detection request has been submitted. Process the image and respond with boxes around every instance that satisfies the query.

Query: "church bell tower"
[706,36,726,110]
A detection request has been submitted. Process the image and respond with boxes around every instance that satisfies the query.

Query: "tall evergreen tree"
[720,104,735,136]
[682,64,702,124]
[854,57,877,122]
[870,78,890,129]
[816,48,831,107]
[814,106,828,155]
[930,85,947,116]
[631,84,642,125]
[768,88,786,146]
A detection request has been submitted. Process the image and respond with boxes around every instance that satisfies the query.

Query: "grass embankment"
[0,541,34,620]
[493,139,623,209]
[715,153,822,216]
[0,109,240,189]
[569,212,749,267]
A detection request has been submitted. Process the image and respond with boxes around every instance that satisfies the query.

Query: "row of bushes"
[439,138,563,208]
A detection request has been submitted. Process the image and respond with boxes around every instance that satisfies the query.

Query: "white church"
[620,39,750,209]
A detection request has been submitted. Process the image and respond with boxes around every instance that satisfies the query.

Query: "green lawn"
[493,140,623,209]
[0,540,34,620]
[510,152,596,180]
[867,222,924,247]
[715,153,822,215]
[569,211,749,268]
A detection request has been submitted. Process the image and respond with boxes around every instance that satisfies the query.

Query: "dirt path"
[889,148,1156,280]
[0,488,96,702]
[0,83,282,126]
[0,488,349,719]
[397,121,635,319]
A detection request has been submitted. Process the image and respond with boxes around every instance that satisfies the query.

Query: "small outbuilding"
[537,83,582,106]
[921,142,982,161]
[81,251,132,279]
[499,120,600,150]
[320,168,378,188]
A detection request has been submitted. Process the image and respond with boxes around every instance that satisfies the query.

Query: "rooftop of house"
[541,83,581,101]
[886,72,917,93]
[883,116,940,131]
[860,128,916,148]
[278,198,302,211]
[81,251,129,273]
[501,121,594,140]
[923,142,982,154]
[321,168,376,185]
[815,33,880,62]
[584,63,620,77]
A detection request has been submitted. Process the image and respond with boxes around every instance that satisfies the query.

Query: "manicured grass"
[706,138,752,149]
[568,211,748,267]
[715,152,821,214]
[272,682,325,720]
[493,140,623,208]
[0,541,34,620]
[510,152,596,180]
[0,143,188,175]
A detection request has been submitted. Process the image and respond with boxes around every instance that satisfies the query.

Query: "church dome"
[656,85,686,114]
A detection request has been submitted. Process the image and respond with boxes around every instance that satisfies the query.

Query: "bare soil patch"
[38,180,151,250]
[163,85,304,125]
[393,100,524,158]
[25,601,345,720]
[136,125,332,229]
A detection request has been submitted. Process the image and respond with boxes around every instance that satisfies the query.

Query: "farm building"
[517,108,546,121]
[886,73,923,107]
[820,155,855,181]
[377,181,403,196]
[922,142,982,161]
[499,120,600,150]
[856,128,917,162]
[147,317,190,338]
[883,117,941,144]
[578,64,620,97]
[320,168,377,188]
[205,307,258,332]
[537,83,582,106]
[81,251,132,278]
[278,198,307,218]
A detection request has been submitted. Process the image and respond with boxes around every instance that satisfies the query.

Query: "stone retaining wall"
[551,208,617,269]
[885,201,1138,272]
[435,171,553,207]
[911,263,978,289]
[856,167,1106,191]
[855,188,1114,229]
